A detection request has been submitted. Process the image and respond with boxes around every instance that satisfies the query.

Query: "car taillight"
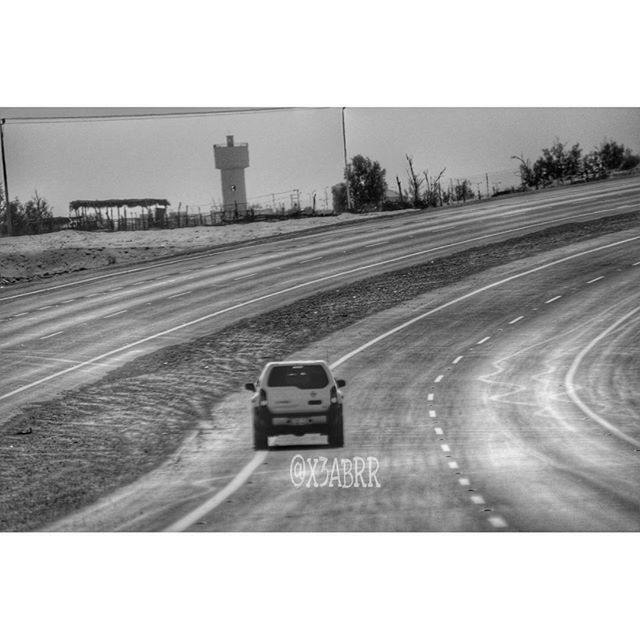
[330,385,338,404]
[259,389,268,406]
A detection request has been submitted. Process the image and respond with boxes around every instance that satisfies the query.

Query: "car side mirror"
[336,379,346,388]
[245,383,256,392]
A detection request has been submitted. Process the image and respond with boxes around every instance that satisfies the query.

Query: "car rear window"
[267,365,329,389]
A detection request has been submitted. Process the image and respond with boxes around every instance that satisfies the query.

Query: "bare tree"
[423,168,446,207]
[405,155,424,208]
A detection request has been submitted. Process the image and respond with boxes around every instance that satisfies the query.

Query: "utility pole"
[341,107,352,211]
[0,119,11,235]
[485,173,490,198]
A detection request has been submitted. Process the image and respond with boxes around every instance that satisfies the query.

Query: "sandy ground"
[0,210,415,285]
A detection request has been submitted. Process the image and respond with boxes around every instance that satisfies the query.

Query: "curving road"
[2,177,640,429]
[49,225,640,531]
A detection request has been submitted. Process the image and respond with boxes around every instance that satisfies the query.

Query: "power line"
[1,107,332,125]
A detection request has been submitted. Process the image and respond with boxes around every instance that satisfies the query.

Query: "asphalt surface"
[48,224,640,531]
[2,177,640,427]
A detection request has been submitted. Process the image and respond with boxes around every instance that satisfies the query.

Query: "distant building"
[385,188,402,202]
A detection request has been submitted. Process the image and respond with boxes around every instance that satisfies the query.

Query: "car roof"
[263,360,330,368]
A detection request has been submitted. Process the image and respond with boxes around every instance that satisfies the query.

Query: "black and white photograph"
[2,105,640,534]
[2,2,639,638]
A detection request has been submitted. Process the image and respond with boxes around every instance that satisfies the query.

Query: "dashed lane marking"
[299,257,322,263]
[587,276,604,283]
[429,410,437,418]
[477,336,491,344]
[441,444,450,452]
[14,312,28,317]
[103,310,128,318]
[233,272,257,281]
[508,316,524,324]
[427,393,434,401]
[488,516,508,528]
[452,355,463,364]
[168,291,193,299]
[448,461,459,469]
[434,375,444,383]
[633,261,640,266]
[36,306,53,311]
[40,331,63,340]
[434,427,444,435]
[545,295,562,304]
[470,495,486,505]
[365,241,389,247]
[458,478,470,486]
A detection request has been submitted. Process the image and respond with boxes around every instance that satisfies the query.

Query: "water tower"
[214,135,250,213]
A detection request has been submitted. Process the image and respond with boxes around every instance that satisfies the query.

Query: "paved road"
[49,227,640,531]
[2,177,640,426]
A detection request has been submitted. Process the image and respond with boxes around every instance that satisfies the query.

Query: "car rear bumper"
[255,407,341,436]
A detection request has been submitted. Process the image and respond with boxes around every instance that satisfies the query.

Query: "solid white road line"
[452,356,463,364]
[565,303,640,448]
[477,336,491,344]
[165,451,268,532]
[545,295,562,304]
[587,276,604,283]
[40,331,63,340]
[508,316,524,324]
[103,310,128,318]
[164,235,640,530]
[434,375,444,383]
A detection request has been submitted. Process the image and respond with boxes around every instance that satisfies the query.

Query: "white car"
[244,360,346,450]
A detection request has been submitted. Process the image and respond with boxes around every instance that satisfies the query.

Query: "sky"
[1,107,639,215]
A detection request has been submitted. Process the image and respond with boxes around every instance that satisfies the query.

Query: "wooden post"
[0,119,11,235]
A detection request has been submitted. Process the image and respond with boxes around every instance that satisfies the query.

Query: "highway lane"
[48,228,640,531]
[2,177,639,425]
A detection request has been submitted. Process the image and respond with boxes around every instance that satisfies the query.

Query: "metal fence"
[1,206,337,236]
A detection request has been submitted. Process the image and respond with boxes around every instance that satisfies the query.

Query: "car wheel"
[327,408,344,448]
[253,410,269,450]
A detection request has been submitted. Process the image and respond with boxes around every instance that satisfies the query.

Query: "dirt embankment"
[1,211,639,531]
[0,209,416,286]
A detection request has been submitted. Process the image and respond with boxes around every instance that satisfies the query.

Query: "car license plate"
[289,418,308,426]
